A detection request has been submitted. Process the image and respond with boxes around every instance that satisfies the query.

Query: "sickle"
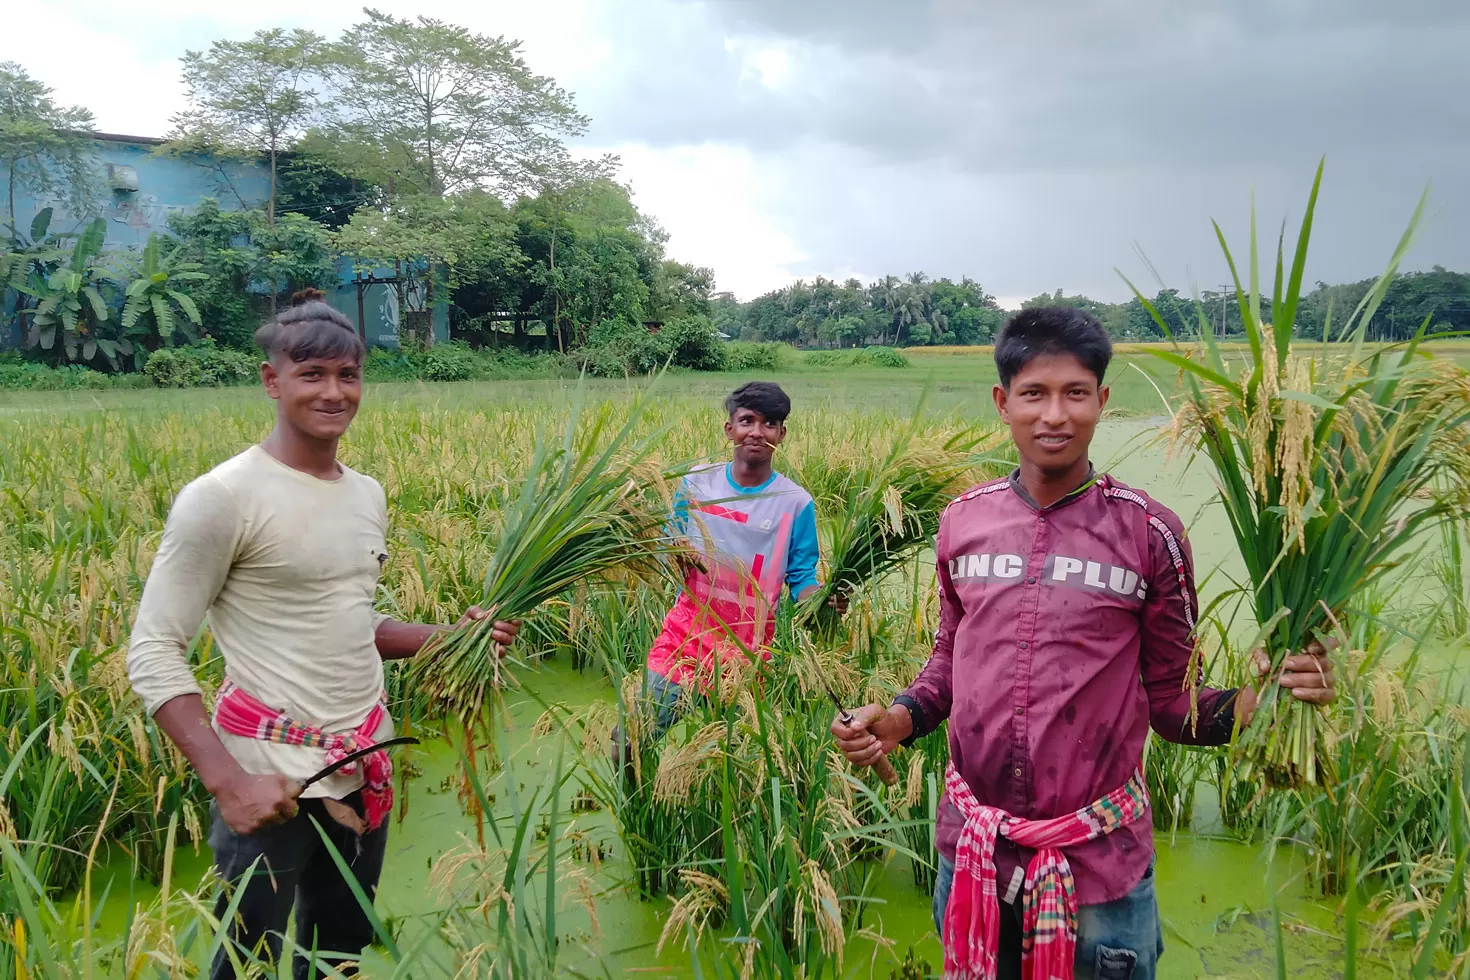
[824,684,898,787]
[290,735,421,796]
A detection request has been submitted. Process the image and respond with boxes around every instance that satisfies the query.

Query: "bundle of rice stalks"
[797,423,1010,636]
[410,390,692,727]
[1133,160,1470,789]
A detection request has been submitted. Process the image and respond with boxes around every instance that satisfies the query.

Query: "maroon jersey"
[897,471,1237,906]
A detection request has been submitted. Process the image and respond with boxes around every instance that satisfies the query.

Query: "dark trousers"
[208,791,387,980]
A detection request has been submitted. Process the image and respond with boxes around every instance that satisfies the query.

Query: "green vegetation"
[724,270,1470,349]
[0,374,1468,976]
[1139,168,1470,795]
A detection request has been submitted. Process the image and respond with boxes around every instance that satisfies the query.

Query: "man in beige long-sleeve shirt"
[128,290,520,980]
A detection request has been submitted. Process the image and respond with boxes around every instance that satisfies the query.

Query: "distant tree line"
[1012,273,1470,344]
[721,271,1470,348]
[715,274,1005,348]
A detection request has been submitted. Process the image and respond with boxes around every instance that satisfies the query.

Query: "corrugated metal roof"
[91,132,170,146]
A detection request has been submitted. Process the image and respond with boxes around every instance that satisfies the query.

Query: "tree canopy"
[169,29,330,224]
[0,62,99,234]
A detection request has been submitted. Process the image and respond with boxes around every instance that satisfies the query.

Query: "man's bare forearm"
[374,618,448,661]
[152,694,247,796]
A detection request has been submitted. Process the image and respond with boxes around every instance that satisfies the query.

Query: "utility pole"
[1218,284,1232,336]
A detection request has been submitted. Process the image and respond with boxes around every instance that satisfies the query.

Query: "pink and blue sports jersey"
[646,462,820,688]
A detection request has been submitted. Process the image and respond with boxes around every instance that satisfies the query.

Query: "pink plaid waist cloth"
[213,679,394,832]
[941,761,1149,980]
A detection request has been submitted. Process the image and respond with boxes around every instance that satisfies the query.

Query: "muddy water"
[84,418,1442,976]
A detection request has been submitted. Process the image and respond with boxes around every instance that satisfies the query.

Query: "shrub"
[417,341,477,382]
[576,320,669,378]
[862,345,909,368]
[363,344,573,384]
[723,342,790,372]
[803,350,845,368]
[143,339,258,388]
[659,315,727,372]
[363,347,418,382]
[803,346,908,369]
[0,362,151,390]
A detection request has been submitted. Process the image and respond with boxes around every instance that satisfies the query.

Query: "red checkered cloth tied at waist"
[213,679,394,832]
[941,762,1150,980]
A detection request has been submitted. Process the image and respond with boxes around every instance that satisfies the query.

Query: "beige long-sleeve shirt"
[127,445,393,800]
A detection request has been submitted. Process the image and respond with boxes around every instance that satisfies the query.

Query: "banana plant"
[22,217,121,367]
[114,232,209,354]
[1,207,66,295]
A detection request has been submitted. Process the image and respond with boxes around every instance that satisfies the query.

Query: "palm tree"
[871,275,902,343]
[928,309,950,344]
[897,287,927,344]
[782,279,810,315]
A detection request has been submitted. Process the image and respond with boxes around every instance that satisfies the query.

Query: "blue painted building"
[4,132,446,349]
[12,133,269,248]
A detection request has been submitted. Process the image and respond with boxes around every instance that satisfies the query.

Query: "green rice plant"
[654,687,908,980]
[1434,517,1469,638]
[410,390,691,727]
[1293,650,1462,898]
[560,584,672,675]
[795,422,1009,637]
[1133,161,1470,788]
[0,745,608,979]
[1363,744,1470,974]
[892,725,947,893]
[1142,734,1215,838]
[584,663,721,899]
[424,743,615,979]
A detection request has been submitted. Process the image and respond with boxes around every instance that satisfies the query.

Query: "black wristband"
[1215,687,1243,742]
[892,694,927,748]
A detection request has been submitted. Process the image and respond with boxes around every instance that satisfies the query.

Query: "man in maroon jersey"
[831,307,1335,980]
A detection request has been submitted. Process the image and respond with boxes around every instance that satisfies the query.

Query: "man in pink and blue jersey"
[636,382,831,741]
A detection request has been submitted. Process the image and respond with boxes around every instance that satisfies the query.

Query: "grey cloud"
[561,0,1470,299]
[580,0,1470,171]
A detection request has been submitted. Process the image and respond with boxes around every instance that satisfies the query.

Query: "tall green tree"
[323,9,587,199]
[169,29,331,225]
[0,63,100,236]
[650,260,714,321]
[513,178,660,349]
[516,151,621,345]
[335,190,522,344]
[319,9,589,341]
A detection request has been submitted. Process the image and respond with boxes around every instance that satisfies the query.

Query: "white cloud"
[725,37,799,90]
[596,142,807,298]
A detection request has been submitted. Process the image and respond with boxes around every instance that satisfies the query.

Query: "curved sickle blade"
[822,683,855,724]
[299,735,421,791]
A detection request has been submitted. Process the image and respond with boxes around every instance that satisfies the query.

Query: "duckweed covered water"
[82,655,1412,978]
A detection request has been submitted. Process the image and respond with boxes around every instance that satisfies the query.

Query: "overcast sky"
[8,0,1468,304]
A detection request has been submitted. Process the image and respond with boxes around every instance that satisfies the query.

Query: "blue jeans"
[933,854,1163,980]
[611,670,692,764]
[643,670,688,740]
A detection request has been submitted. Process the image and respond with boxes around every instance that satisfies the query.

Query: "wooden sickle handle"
[872,753,899,787]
